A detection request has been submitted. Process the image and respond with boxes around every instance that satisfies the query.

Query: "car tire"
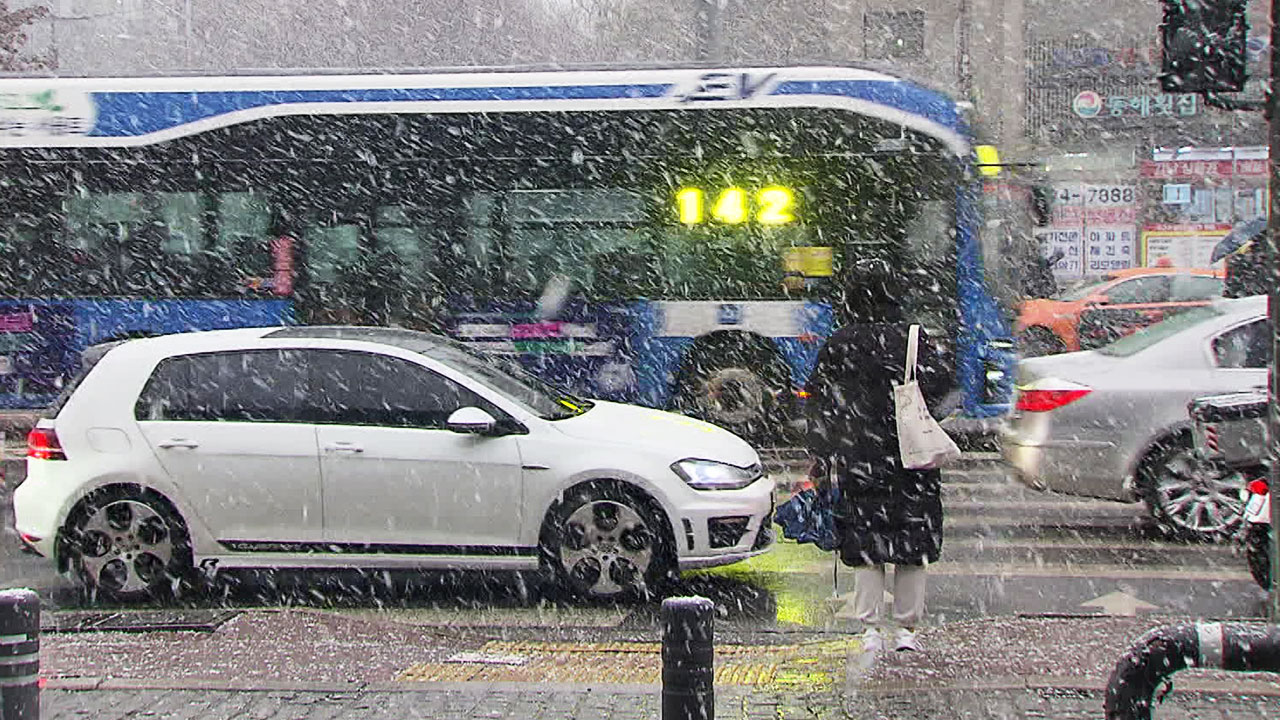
[1136,436,1244,542]
[1246,523,1272,590]
[62,487,196,603]
[672,347,789,443]
[1017,326,1066,357]
[539,482,675,602]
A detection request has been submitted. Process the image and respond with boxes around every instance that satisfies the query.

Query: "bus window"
[304,222,361,285]
[157,192,203,256]
[374,205,427,281]
[467,189,655,301]
[213,192,274,293]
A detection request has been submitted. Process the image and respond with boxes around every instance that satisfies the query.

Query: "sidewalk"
[40,682,1278,720]
[33,608,1280,718]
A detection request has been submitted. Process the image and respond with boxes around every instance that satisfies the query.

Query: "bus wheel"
[1018,326,1066,357]
[674,351,788,441]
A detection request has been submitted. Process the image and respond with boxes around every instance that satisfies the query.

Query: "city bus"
[0,65,1016,436]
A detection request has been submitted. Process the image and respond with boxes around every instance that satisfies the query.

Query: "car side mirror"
[1087,294,1109,305]
[446,406,499,435]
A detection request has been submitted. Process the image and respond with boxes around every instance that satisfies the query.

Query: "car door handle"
[158,439,199,449]
[324,443,364,454]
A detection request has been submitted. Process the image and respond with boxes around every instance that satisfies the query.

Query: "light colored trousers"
[851,564,927,629]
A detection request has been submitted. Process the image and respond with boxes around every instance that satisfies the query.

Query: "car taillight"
[27,428,66,461]
[1247,479,1269,496]
[1015,379,1092,413]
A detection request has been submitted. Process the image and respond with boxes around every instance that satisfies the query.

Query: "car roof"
[1104,265,1223,280]
[115,324,473,361]
[1210,293,1268,320]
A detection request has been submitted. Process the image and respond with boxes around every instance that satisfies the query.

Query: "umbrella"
[1212,217,1267,263]
[775,481,840,552]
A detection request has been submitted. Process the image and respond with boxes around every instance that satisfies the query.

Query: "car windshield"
[1054,279,1111,301]
[1096,305,1224,357]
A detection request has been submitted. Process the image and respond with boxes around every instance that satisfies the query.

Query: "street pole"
[1269,0,1280,623]
[694,0,721,62]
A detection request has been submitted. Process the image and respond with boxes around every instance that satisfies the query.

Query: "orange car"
[1016,266,1225,355]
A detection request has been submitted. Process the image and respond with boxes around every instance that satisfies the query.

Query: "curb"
[41,674,1280,698]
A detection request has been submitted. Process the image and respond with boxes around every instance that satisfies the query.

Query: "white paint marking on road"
[445,651,529,666]
[943,537,1236,553]
[929,562,1252,582]
[1079,591,1159,617]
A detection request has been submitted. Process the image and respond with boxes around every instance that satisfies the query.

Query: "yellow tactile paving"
[397,638,858,687]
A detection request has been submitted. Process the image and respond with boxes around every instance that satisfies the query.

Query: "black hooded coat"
[805,322,949,567]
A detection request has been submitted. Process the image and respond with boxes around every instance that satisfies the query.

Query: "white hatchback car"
[14,326,774,601]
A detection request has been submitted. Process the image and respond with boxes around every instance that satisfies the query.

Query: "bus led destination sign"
[675,186,796,225]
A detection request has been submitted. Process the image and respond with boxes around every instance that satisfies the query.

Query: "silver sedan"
[1003,295,1268,540]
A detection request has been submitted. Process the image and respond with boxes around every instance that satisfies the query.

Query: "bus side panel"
[955,182,1015,418]
[0,301,77,409]
[447,300,651,406]
[70,299,295,348]
[772,302,835,388]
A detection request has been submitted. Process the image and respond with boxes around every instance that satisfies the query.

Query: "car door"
[1077,276,1173,349]
[135,349,324,545]
[310,349,526,550]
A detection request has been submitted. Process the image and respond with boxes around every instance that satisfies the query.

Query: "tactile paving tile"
[397,638,858,686]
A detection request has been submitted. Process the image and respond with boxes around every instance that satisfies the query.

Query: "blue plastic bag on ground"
[775,482,839,552]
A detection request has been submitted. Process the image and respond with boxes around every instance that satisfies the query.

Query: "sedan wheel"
[65,490,193,601]
[1140,441,1244,540]
[542,485,671,600]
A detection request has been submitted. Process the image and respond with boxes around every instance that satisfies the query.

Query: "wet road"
[0,454,1267,628]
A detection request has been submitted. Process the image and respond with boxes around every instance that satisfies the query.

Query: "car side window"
[308,350,493,428]
[1169,275,1224,302]
[1213,320,1272,369]
[1104,276,1171,304]
[135,350,309,422]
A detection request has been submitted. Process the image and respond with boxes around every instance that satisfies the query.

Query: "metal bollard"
[661,596,714,720]
[0,589,39,720]
[1104,622,1280,720]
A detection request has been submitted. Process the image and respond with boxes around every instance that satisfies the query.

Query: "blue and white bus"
[0,65,1015,434]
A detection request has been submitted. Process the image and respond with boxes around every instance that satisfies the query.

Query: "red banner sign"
[1139,159,1268,179]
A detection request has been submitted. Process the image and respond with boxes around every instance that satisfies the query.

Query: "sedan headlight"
[671,459,763,491]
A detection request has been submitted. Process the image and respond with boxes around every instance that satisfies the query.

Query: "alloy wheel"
[558,500,654,597]
[76,500,175,595]
[1153,450,1244,536]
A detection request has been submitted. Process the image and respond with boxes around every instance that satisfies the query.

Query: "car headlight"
[670,459,763,491]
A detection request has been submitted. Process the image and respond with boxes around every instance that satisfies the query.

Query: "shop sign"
[1140,224,1232,268]
[1139,159,1268,179]
[1073,91,1197,119]
[1085,227,1136,274]
[1036,183,1139,280]
[1162,184,1192,204]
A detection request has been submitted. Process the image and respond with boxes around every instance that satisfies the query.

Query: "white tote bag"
[893,324,961,470]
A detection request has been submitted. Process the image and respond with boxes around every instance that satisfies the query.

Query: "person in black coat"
[805,259,951,653]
